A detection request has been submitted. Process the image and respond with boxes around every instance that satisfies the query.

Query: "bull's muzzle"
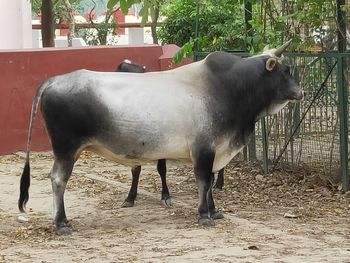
[289,90,305,103]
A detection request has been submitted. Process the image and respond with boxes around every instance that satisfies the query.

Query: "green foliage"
[158,0,248,63]
[162,0,339,63]
[158,0,196,47]
[172,40,194,64]
[158,0,246,52]
[248,0,336,51]
[33,0,340,52]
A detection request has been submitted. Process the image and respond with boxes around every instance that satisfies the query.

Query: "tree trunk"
[151,2,160,44]
[41,0,55,47]
[62,0,75,47]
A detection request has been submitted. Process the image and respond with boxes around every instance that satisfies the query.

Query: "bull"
[18,40,304,235]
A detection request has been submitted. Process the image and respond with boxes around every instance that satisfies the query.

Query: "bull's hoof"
[198,217,215,226]
[63,218,71,226]
[161,197,172,207]
[121,200,135,208]
[56,226,72,235]
[211,211,224,220]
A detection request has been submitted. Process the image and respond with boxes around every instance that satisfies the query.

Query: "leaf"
[279,12,299,21]
[141,12,149,26]
[283,212,300,218]
[149,6,156,21]
[138,5,146,16]
[172,42,193,64]
[120,0,129,14]
[127,0,140,5]
[172,49,184,64]
[212,36,217,45]
[107,0,118,10]
[138,5,149,26]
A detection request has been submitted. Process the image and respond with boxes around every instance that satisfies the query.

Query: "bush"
[158,0,247,52]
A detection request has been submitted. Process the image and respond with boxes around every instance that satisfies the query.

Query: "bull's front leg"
[193,147,223,226]
[157,159,171,206]
[122,165,141,207]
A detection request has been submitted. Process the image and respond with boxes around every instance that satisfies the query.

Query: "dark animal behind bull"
[116,59,225,208]
[115,60,171,208]
[18,40,304,235]
[116,59,146,73]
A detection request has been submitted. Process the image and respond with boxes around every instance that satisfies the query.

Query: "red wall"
[0,45,191,154]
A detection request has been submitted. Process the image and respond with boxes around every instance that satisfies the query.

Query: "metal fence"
[195,51,349,191]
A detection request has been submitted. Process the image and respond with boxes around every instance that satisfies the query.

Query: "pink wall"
[0,45,192,154]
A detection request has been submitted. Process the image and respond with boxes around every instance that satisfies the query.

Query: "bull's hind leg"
[157,159,171,206]
[213,168,225,192]
[122,166,141,207]
[51,157,74,235]
[207,175,224,220]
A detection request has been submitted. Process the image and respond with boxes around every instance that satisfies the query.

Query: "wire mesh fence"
[256,54,339,168]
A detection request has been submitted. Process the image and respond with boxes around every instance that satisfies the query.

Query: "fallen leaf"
[284,212,300,219]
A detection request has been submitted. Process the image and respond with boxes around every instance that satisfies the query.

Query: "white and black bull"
[18,41,304,235]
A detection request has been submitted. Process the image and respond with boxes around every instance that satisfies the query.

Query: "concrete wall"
[0,0,32,49]
[0,45,192,154]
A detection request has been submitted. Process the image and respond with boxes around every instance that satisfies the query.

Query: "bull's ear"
[266,57,277,71]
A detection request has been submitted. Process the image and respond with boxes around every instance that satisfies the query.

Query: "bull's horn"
[263,45,270,52]
[274,39,292,57]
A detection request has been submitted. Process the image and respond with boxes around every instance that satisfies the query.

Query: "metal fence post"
[336,0,349,192]
[248,132,257,161]
[194,0,200,61]
[293,67,301,137]
[261,118,269,173]
[336,54,349,192]
[245,0,256,161]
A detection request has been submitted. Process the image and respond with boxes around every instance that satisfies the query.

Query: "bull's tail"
[18,81,51,213]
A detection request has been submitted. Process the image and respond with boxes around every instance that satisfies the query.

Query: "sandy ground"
[0,152,350,263]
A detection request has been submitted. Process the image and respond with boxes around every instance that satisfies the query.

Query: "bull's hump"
[204,51,240,73]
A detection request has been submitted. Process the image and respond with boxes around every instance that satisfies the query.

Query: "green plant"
[162,0,340,63]
[157,0,247,63]
[159,0,246,50]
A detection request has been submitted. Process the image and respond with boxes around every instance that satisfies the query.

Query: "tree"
[150,0,164,44]
[157,0,246,62]
[249,0,337,51]
[41,0,55,47]
[32,0,81,47]
[62,0,75,46]
[158,0,342,63]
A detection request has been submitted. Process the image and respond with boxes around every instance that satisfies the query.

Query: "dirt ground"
[0,151,350,263]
